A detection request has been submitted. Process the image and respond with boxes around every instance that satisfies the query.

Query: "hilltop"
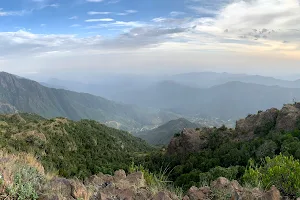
[0,113,152,178]
[0,72,179,132]
[136,118,199,145]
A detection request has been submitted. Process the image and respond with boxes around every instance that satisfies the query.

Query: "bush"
[7,166,44,200]
[243,154,300,198]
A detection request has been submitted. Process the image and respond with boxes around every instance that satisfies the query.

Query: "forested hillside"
[0,113,152,178]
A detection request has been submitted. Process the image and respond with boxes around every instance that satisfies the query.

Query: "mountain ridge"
[0,72,180,132]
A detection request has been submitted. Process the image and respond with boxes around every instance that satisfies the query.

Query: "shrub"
[7,166,44,200]
[129,163,183,198]
[243,154,300,198]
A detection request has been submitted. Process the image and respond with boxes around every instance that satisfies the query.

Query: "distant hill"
[0,72,180,132]
[112,80,300,120]
[137,118,199,145]
[171,72,300,88]
[0,113,152,178]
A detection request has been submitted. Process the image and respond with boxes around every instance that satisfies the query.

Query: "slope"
[137,118,199,145]
[0,72,180,132]
[0,113,153,178]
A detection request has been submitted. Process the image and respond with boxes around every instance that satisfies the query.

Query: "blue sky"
[1,0,191,35]
[1,0,300,78]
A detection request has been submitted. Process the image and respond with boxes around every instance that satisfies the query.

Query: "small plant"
[7,166,44,200]
[129,162,183,198]
[243,154,300,198]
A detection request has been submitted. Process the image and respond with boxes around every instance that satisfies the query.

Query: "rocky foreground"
[0,151,282,200]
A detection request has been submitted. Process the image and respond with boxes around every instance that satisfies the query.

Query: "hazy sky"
[1,0,300,77]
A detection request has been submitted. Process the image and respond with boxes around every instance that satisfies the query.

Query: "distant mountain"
[137,118,199,145]
[171,72,300,88]
[44,75,156,100]
[0,72,180,132]
[113,80,300,120]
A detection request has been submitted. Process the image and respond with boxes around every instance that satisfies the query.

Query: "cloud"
[170,11,185,17]
[85,18,114,22]
[70,24,81,27]
[87,10,137,16]
[86,21,145,29]
[0,8,28,16]
[88,11,111,15]
[2,0,300,76]
[69,16,78,20]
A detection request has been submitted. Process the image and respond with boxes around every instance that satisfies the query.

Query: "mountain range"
[0,72,180,132]
[112,80,300,120]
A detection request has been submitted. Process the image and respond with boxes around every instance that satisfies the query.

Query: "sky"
[1,0,300,79]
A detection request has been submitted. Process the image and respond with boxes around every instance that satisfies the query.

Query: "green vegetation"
[140,125,300,198]
[0,114,152,179]
[243,154,300,197]
[3,107,300,198]
[7,166,43,200]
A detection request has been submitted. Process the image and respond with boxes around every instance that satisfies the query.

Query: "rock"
[98,192,109,200]
[125,172,146,188]
[167,128,209,155]
[262,186,281,200]
[114,169,126,181]
[182,196,190,200]
[70,180,88,200]
[235,108,278,137]
[276,104,300,132]
[231,180,243,192]
[134,188,152,200]
[116,188,135,200]
[85,173,114,188]
[187,186,210,200]
[40,178,75,200]
[211,177,231,190]
[152,191,179,200]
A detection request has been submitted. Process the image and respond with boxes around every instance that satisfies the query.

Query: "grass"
[128,162,184,198]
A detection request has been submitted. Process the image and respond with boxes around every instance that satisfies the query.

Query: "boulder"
[152,191,179,200]
[70,180,88,200]
[114,169,126,181]
[275,104,300,132]
[262,186,281,200]
[167,128,209,155]
[211,177,231,190]
[41,178,74,200]
[235,108,278,137]
[125,172,146,189]
[186,186,211,200]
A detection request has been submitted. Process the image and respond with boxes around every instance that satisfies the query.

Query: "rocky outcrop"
[168,103,300,156]
[236,108,278,136]
[41,170,179,200]
[183,177,281,200]
[167,128,210,155]
[275,103,300,131]
[236,103,300,135]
